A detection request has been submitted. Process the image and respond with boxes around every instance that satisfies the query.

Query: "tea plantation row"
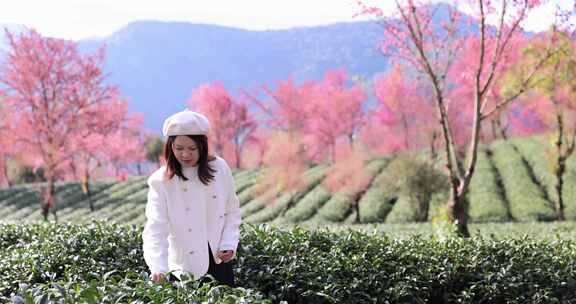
[1,222,576,303]
[2,136,576,225]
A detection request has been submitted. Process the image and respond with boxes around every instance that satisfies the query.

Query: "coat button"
[188,228,192,232]
[185,207,190,211]
[212,195,217,199]
[219,215,224,219]
[189,251,194,254]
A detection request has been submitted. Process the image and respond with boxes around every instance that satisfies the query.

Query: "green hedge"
[490,140,556,221]
[238,225,576,303]
[2,223,576,303]
[358,166,397,223]
[0,222,269,303]
[511,137,558,203]
[234,169,261,195]
[467,148,511,222]
[244,165,327,223]
[313,159,387,223]
[279,185,331,223]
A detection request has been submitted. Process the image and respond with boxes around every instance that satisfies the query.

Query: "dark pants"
[206,244,235,287]
[167,244,235,287]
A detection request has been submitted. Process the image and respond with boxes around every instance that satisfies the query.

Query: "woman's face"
[172,136,199,167]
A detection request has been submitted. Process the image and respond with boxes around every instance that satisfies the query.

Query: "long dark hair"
[164,135,216,185]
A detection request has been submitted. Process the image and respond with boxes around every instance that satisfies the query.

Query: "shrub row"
[279,184,331,223]
[0,222,270,303]
[241,165,326,219]
[312,159,387,223]
[244,165,328,223]
[238,224,576,303]
[234,169,261,196]
[2,222,576,303]
[511,137,558,203]
[357,162,396,223]
[467,148,511,222]
[490,140,556,221]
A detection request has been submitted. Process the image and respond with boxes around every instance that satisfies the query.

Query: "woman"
[142,109,242,286]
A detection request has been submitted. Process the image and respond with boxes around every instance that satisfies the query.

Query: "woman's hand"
[151,272,166,283]
[216,250,235,263]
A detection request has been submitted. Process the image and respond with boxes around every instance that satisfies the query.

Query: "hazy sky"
[0,0,572,40]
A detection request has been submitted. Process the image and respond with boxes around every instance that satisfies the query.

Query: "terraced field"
[2,135,576,224]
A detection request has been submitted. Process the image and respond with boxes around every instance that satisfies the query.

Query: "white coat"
[142,156,242,279]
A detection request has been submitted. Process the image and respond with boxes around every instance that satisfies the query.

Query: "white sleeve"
[142,177,170,274]
[218,161,242,252]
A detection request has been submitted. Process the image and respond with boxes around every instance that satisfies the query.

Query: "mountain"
[77,21,390,133]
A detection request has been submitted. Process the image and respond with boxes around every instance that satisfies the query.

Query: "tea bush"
[2,222,576,303]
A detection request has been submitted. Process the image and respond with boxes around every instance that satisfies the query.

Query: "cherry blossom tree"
[0,106,15,187]
[359,0,561,236]
[66,100,145,211]
[373,64,438,154]
[189,82,256,168]
[251,131,308,214]
[104,116,147,181]
[510,30,576,220]
[0,29,135,220]
[248,70,368,164]
[304,69,367,163]
[240,129,269,168]
[245,77,318,166]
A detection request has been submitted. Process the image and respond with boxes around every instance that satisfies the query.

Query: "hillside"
[1,135,574,224]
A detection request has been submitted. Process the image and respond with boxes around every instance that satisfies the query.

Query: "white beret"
[162,110,210,137]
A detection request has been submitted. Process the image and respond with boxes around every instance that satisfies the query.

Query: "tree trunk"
[446,86,483,238]
[421,198,429,222]
[555,158,566,221]
[82,168,94,212]
[52,200,58,222]
[433,89,469,236]
[490,119,498,140]
[42,171,56,221]
[497,118,509,141]
[555,109,566,221]
[234,143,243,169]
[401,112,410,150]
[429,131,438,160]
[354,193,362,223]
[415,194,430,222]
[490,115,509,141]
[348,133,354,150]
[446,189,470,237]
[331,143,336,164]
[1,158,11,188]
